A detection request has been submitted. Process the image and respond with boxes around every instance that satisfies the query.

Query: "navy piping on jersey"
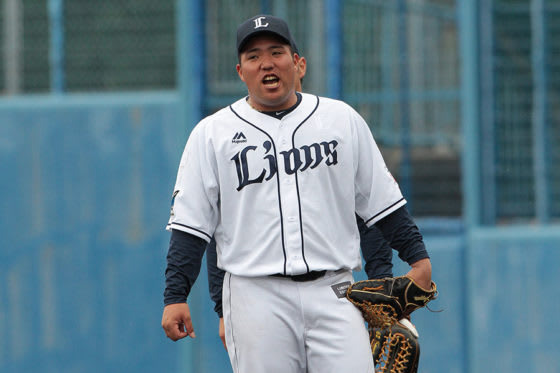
[290,95,320,273]
[364,197,406,226]
[227,273,239,370]
[167,222,212,241]
[229,96,319,275]
[229,105,288,274]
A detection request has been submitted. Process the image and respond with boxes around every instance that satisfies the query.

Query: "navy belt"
[270,270,327,282]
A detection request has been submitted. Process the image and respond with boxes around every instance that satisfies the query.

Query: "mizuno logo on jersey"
[231,140,339,191]
[232,132,247,144]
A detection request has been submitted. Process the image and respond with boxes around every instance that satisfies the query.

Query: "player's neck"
[247,91,298,112]
[247,93,302,119]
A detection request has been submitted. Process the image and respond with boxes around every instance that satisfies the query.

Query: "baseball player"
[161,14,432,373]
[205,52,430,352]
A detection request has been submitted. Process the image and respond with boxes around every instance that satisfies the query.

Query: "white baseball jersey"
[167,92,406,277]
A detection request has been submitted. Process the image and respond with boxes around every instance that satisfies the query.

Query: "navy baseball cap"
[237,15,299,55]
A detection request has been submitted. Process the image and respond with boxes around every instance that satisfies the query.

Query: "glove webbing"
[358,302,399,329]
[376,330,416,373]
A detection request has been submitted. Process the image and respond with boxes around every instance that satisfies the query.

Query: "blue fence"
[0,94,185,372]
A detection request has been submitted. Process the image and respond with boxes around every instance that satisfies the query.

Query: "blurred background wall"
[0,0,558,372]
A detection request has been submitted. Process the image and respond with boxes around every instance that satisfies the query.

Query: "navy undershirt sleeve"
[373,205,430,266]
[163,229,207,306]
[357,215,394,279]
[206,237,225,318]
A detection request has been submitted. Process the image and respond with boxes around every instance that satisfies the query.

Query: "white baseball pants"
[223,270,375,373]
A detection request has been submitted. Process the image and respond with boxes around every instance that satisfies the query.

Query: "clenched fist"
[161,303,196,341]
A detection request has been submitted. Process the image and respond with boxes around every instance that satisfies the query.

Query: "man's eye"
[247,55,257,60]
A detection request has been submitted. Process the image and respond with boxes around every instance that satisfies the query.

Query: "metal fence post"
[48,0,65,93]
[325,0,342,99]
[531,0,550,223]
[177,0,205,130]
[176,0,206,371]
[459,0,480,372]
[397,0,412,208]
[3,0,22,94]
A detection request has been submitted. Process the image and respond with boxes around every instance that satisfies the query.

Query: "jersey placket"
[277,120,307,275]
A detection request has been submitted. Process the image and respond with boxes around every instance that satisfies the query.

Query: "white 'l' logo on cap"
[253,16,269,29]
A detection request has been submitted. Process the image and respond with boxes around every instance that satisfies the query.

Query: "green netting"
[64,0,175,91]
[23,0,49,92]
[342,0,460,149]
[491,1,559,221]
[342,0,461,216]
[0,5,3,92]
[493,3,535,219]
[1,0,175,93]
[547,7,560,218]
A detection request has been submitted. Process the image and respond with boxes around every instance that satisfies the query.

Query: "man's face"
[237,34,299,112]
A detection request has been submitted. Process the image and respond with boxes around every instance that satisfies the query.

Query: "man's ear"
[298,56,307,80]
[236,63,245,82]
[293,53,300,70]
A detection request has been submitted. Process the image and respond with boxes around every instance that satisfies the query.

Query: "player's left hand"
[405,258,432,290]
[161,303,196,341]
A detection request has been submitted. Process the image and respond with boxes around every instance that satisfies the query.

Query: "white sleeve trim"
[166,222,212,243]
[364,198,407,227]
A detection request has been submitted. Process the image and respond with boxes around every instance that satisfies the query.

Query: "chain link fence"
[1,0,175,94]
[342,0,460,216]
[487,0,560,223]
[0,0,462,217]
[3,0,558,222]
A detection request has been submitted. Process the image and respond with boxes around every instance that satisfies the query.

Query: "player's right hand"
[162,303,196,341]
[219,317,227,351]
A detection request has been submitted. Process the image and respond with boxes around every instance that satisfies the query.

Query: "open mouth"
[262,74,280,88]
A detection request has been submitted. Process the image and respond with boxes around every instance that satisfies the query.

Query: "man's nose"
[261,56,273,70]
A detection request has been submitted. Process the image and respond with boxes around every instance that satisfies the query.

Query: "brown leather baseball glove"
[370,319,420,373]
[347,276,437,373]
[346,276,437,329]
